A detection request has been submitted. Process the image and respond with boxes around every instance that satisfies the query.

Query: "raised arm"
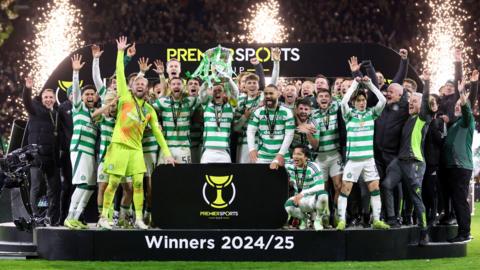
[392,49,409,84]
[22,77,36,115]
[251,57,266,90]
[419,70,431,121]
[363,60,379,89]
[126,42,136,67]
[115,36,130,98]
[153,59,167,95]
[349,56,363,79]
[453,49,463,99]
[137,57,152,80]
[227,77,239,100]
[349,56,381,107]
[198,81,210,104]
[91,44,105,97]
[270,47,281,85]
[469,70,479,106]
[71,54,85,108]
[459,91,473,128]
[361,60,380,107]
[341,78,359,119]
[364,76,386,116]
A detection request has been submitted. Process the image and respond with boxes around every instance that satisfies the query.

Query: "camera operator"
[22,77,62,226]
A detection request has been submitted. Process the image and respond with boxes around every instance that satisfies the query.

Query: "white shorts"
[97,162,108,183]
[158,147,191,164]
[342,158,379,183]
[144,152,158,176]
[315,150,343,178]
[236,144,251,164]
[201,149,231,163]
[71,151,96,186]
[97,162,132,183]
[285,193,328,213]
[191,146,202,164]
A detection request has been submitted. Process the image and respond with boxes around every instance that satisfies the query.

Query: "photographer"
[22,77,61,226]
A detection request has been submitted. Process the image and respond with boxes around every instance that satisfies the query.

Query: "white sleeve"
[270,60,280,85]
[366,80,386,116]
[340,80,358,119]
[301,184,323,196]
[247,121,258,152]
[198,82,210,105]
[278,128,294,156]
[72,70,81,108]
[228,77,239,100]
[92,57,104,94]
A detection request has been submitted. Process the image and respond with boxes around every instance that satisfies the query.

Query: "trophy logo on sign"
[202,175,235,209]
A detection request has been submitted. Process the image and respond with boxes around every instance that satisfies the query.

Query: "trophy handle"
[205,175,233,188]
[223,175,233,187]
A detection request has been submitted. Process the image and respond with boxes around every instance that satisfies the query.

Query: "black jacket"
[58,100,73,152]
[438,61,462,122]
[255,63,266,91]
[424,116,446,167]
[22,87,61,162]
[397,80,432,161]
[374,89,409,155]
[353,58,408,107]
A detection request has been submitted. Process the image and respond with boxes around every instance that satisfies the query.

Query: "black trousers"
[29,160,61,224]
[438,166,453,218]
[382,159,427,227]
[59,150,73,223]
[422,165,439,223]
[446,167,472,237]
[375,150,403,218]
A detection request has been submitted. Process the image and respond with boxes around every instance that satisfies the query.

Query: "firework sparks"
[237,0,289,43]
[415,0,473,92]
[21,0,84,92]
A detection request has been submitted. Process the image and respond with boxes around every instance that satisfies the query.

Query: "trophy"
[205,175,233,209]
[188,45,235,88]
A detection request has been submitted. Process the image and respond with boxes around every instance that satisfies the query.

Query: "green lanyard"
[132,93,146,123]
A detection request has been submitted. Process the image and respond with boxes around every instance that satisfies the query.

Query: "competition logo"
[202,175,236,209]
[166,47,301,63]
[57,80,83,92]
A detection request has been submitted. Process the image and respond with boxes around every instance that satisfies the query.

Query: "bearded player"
[98,36,175,230]
[247,84,295,169]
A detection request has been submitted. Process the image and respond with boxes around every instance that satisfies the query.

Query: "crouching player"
[285,145,329,230]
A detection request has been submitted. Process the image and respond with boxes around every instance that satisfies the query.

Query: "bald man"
[374,82,410,222]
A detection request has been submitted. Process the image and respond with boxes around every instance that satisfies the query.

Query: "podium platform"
[0,223,466,261]
[0,164,469,261]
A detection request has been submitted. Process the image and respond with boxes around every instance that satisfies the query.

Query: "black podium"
[151,164,289,229]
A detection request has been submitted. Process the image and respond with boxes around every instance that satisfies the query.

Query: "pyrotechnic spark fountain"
[237,0,289,43]
[20,0,84,92]
[415,0,473,93]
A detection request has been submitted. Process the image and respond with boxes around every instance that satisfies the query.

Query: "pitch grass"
[1,203,479,270]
